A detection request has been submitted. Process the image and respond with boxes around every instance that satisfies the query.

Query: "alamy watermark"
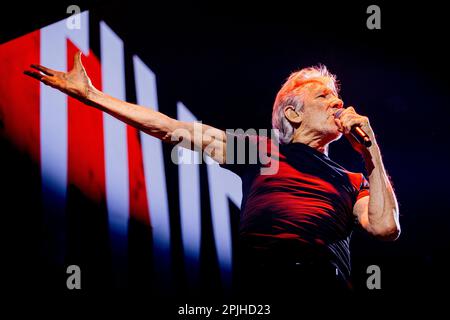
[170,124,280,175]
[366,264,381,289]
[66,264,81,290]
[366,5,381,30]
[66,5,81,30]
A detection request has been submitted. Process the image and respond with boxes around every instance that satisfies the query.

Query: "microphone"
[334,109,372,147]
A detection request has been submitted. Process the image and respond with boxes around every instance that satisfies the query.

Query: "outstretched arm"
[24,52,227,163]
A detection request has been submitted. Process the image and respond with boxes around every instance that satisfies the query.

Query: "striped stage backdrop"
[0,11,243,295]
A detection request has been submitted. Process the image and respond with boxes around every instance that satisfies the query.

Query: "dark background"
[2,0,450,310]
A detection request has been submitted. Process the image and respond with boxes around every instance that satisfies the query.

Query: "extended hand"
[24,51,94,101]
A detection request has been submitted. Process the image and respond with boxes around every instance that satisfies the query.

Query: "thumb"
[73,51,85,71]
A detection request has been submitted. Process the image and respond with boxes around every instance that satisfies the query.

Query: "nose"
[330,99,343,110]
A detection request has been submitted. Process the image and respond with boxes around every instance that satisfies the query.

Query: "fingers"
[339,107,355,120]
[23,70,55,87]
[30,64,55,76]
[23,70,45,81]
[342,118,358,134]
[334,118,344,132]
[339,112,352,134]
[338,107,361,133]
[346,106,355,113]
[342,116,368,134]
[344,118,362,133]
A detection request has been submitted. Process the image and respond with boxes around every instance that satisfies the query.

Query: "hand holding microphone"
[334,107,373,148]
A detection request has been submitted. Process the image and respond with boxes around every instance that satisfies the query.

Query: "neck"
[291,127,330,156]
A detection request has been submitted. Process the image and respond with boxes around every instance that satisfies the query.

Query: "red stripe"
[127,126,151,225]
[66,39,151,223]
[67,40,106,203]
[0,31,41,163]
[1,32,151,224]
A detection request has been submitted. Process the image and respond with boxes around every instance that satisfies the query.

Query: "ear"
[283,105,302,125]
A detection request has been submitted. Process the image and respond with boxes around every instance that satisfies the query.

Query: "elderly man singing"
[25,53,400,296]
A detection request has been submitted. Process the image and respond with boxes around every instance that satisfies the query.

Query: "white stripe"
[133,55,172,292]
[207,158,242,290]
[100,22,129,283]
[40,11,89,265]
[177,102,201,287]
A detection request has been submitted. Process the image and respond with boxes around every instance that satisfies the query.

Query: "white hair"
[271,65,339,144]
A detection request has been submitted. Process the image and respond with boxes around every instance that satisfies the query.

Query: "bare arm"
[336,107,400,240]
[24,51,227,163]
[353,144,401,241]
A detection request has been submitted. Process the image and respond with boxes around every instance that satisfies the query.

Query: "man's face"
[299,81,344,141]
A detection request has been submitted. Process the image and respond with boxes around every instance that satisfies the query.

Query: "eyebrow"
[315,87,333,95]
